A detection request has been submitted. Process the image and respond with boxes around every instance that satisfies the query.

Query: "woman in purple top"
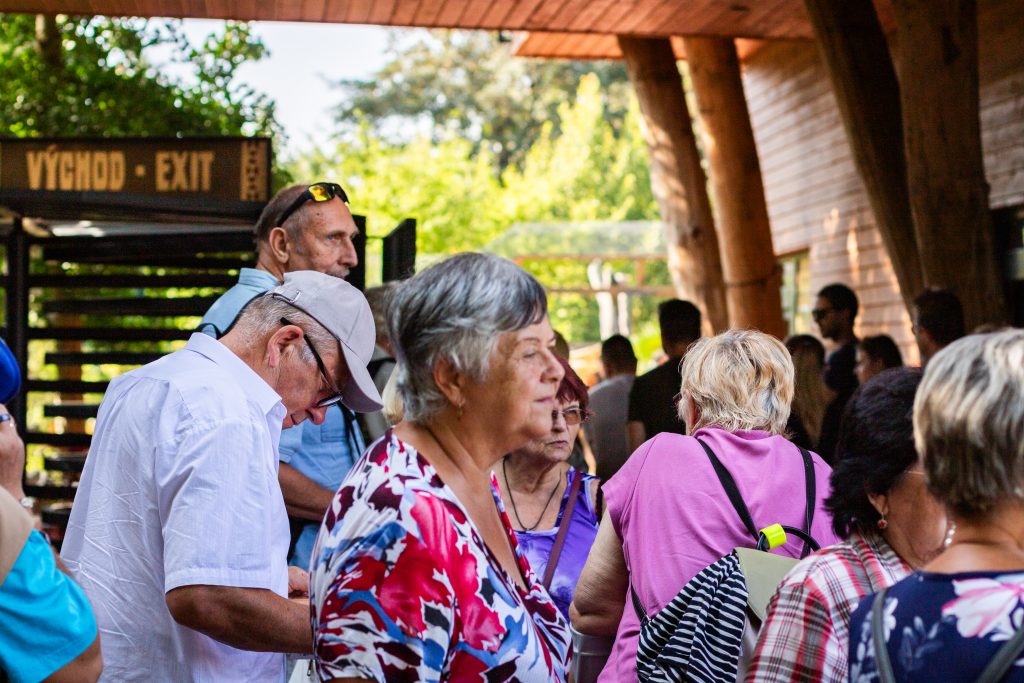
[570,330,841,681]
[497,354,602,620]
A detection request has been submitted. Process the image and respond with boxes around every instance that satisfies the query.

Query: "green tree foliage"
[301,74,656,254]
[299,71,664,346]
[0,14,280,139]
[334,30,633,174]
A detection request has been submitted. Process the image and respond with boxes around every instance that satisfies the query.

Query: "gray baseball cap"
[268,271,383,413]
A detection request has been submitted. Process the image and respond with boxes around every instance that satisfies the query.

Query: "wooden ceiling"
[0,1,818,40]
[513,34,765,60]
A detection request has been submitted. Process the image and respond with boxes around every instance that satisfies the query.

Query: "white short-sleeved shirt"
[61,333,290,683]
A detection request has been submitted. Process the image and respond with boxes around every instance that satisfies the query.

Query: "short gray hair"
[679,329,794,435]
[388,253,548,424]
[233,293,338,365]
[916,329,1024,519]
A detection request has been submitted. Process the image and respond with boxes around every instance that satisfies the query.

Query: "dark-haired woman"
[746,367,947,683]
[497,355,601,622]
[848,330,1024,682]
[855,334,903,385]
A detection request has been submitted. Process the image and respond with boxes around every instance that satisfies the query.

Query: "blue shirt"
[0,531,97,683]
[198,267,279,338]
[281,410,364,570]
[199,267,365,570]
[849,570,1024,682]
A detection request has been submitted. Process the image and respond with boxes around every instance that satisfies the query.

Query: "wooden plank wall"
[741,0,1024,365]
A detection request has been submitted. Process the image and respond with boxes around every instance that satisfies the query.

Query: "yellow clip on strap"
[759,523,787,550]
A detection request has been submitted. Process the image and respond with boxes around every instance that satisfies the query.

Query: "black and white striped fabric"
[634,551,749,682]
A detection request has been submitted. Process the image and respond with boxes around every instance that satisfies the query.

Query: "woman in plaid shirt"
[746,367,948,682]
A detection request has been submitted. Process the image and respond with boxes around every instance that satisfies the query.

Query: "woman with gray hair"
[848,329,1024,682]
[570,330,839,681]
[308,253,572,681]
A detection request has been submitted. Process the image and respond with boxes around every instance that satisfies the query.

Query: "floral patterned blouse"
[849,570,1024,682]
[309,430,572,682]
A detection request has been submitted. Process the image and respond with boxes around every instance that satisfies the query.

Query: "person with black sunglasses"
[197,183,369,577]
[814,282,860,464]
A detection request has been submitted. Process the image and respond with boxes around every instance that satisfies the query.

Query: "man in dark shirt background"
[913,288,966,367]
[813,283,859,463]
[627,299,701,452]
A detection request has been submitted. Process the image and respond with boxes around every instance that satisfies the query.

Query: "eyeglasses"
[811,307,833,321]
[553,407,592,426]
[280,317,344,408]
[277,182,349,228]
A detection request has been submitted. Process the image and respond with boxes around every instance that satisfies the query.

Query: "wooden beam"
[684,36,787,337]
[890,0,1007,327]
[618,36,729,332]
[802,0,924,311]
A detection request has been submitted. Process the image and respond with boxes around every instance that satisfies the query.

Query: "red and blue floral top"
[310,430,572,682]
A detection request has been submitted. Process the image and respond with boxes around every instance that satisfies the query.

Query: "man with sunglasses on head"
[61,271,383,682]
[199,183,368,576]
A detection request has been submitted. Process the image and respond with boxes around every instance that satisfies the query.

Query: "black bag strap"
[697,438,818,556]
[798,446,815,558]
[194,321,224,338]
[696,438,759,542]
[755,525,819,553]
[631,585,648,626]
[978,616,1024,682]
[870,586,896,683]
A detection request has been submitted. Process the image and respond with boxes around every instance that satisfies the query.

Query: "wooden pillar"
[683,36,787,338]
[618,36,729,333]
[803,0,925,311]
[890,0,1006,327]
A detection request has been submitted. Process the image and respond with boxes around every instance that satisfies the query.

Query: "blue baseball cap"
[0,337,21,404]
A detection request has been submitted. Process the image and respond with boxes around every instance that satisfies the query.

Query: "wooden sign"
[0,137,271,202]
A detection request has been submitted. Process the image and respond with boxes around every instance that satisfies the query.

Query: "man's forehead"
[302,199,357,233]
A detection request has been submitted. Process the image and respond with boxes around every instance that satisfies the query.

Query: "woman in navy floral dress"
[309,253,572,682]
[849,329,1024,682]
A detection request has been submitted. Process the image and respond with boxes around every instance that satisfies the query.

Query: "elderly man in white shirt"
[61,271,383,683]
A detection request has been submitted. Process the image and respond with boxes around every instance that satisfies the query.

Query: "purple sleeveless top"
[514,468,601,620]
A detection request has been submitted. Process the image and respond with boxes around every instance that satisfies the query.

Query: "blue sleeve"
[0,531,97,683]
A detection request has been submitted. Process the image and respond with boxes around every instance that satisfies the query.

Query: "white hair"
[388,253,548,424]
[679,329,794,435]
[233,294,337,365]
[915,329,1024,518]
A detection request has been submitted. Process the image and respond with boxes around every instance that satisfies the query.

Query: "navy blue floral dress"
[849,570,1024,682]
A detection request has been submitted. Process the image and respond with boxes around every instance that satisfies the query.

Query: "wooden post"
[683,36,787,338]
[803,0,925,311]
[890,0,1006,328]
[618,36,729,333]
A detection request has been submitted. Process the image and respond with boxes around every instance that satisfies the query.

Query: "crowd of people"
[1,180,1022,683]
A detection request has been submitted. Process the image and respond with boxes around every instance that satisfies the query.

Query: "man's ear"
[266,226,291,265]
[266,324,303,370]
[432,357,467,410]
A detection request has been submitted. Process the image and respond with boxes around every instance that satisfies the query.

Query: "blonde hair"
[381,366,404,425]
[789,343,829,444]
[679,330,794,435]
[915,329,1024,518]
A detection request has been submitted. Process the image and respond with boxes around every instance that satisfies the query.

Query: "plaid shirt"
[745,530,911,683]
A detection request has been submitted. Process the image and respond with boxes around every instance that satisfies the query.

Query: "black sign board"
[0,137,271,222]
[382,218,417,282]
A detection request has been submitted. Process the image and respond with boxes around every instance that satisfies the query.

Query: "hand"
[288,566,310,598]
